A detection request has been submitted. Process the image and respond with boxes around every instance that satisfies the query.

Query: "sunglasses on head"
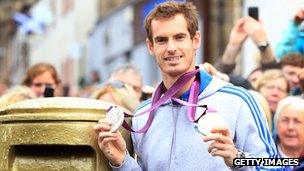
[106,80,125,89]
[103,80,142,94]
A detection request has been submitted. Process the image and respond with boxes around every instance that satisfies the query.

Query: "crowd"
[0,2,303,171]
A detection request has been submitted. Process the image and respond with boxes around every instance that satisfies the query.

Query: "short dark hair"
[144,1,199,43]
[281,53,304,68]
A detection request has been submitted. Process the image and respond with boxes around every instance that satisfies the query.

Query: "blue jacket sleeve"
[275,20,300,60]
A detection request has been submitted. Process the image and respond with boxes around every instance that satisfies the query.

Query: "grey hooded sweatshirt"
[112,69,283,171]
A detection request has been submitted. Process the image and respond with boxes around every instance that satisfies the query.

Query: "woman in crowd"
[254,69,289,133]
[254,69,289,114]
[22,63,61,97]
[273,96,304,159]
[0,85,36,109]
[91,64,143,112]
[91,80,140,113]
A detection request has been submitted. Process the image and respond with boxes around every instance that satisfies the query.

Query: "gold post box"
[0,97,132,171]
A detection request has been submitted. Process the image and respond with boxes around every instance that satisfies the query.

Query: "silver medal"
[106,107,124,132]
[196,111,227,136]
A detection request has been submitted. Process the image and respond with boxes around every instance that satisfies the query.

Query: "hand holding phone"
[248,7,259,21]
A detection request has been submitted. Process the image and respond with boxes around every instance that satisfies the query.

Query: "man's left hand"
[203,126,238,168]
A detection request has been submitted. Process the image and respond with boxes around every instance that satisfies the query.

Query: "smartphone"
[248,7,259,20]
[44,86,54,97]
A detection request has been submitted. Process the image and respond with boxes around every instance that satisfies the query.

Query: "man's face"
[282,65,301,89]
[146,14,200,78]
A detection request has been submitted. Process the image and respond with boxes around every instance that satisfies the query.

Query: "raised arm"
[218,17,248,74]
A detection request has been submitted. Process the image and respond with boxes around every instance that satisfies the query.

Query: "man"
[94,2,279,170]
[280,53,304,96]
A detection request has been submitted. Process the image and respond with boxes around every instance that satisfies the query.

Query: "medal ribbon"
[118,67,214,133]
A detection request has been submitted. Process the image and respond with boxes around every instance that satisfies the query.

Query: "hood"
[198,70,230,99]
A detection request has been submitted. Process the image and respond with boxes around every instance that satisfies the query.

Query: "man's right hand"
[94,119,127,166]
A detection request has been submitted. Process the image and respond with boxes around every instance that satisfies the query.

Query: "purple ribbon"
[121,67,212,133]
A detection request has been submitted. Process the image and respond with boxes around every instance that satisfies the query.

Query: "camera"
[44,86,54,97]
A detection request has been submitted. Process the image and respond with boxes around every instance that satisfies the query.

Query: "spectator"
[91,64,143,112]
[108,64,143,100]
[247,67,263,86]
[91,80,140,113]
[217,16,279,76]
[280,53,304,96]
[273,96,304,159]
[216,16,281,91]
[0,85,36,109]
[275,8,304,60]
[254,69,289,131]
[22,63,61,97]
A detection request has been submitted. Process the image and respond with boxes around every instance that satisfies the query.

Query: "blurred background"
[0,0,303,96]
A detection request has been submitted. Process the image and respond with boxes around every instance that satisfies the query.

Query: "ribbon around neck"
[120,67,211,133]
